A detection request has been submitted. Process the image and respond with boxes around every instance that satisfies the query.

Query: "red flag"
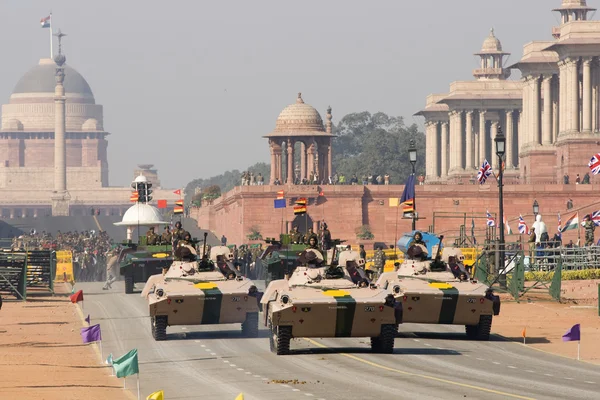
[70,289,83,303]
[173,189,181,196]
[318,191,324,196]
[156,200,167,209]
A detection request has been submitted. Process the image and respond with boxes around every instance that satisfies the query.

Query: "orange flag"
[521,327,527,338]
[70,289,84,303]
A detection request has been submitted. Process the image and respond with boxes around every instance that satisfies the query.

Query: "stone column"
[300,142,306,180]
[517,110,522,168]
[327,139,332,180]
[448,112,456,171]
[425,121,434,180]
[559,60,567,133]
[307,142,315,178]
[287,139,294,184]
[465,110,474,170]
[269,141,276,184]
[441,122,449,178]
[54,61,67,193]
[571,57,580,132]
[532,76,541,145]
[542,75,553,144]
[583,57,593,132]
[479,110,486,165]
[456,110,464,170]
[506,110,514,168]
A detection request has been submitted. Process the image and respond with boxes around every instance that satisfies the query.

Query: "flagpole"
[99,340,103,362]
[137,373,141,400]
[124,377,126,389]
[49,13,53,58]
[578,340,581,360]
[394,201,399,260]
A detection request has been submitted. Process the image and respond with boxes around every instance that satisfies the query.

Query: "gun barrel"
[202,232,208,258]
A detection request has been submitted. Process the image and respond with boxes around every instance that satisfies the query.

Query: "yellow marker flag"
[147,390,164,400]
[235,394,244,400]
[389,198,399,207]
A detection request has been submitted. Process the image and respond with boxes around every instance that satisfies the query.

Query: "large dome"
[272,93,325,135]
[12,58,94,98]
[114,203,167,226]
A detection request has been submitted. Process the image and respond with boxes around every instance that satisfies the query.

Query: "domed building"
[0,58,108,190]
[264,93,334,184]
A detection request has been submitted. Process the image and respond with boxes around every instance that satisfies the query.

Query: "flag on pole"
[560,212,579,232]
[591,210,600,226]
[173,189,181,196]
[235,394,244,400]
[521,327,527,338]
[389,198,399,207]
[175,200,184,207]
[557,213,562,239]
[562,324,581,342]
[471,218,476,244]
[295,198,307,206]
[156,200,167,209]
[276,190,284,199]
[70,289,83,303]
[274,199,286,209]
[130,191,139,202]
[173,205,184,214]
[486,210,495,227]
[318,191,324,196]
[504,216,513,235]
[400,174,415,213]
[113,349,139,378]
[477,159,493,184]
[147,390,164,400]
[85,314,90,325]
[518,215,528,234]
[40,15,51,28]
[81,324,102,343]
[588,153,600,175]
[106,353,113,366]
[293,205,307,215]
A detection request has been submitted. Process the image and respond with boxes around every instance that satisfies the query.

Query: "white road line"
[253,375,261,378]
[280,384,291,388]
[194,340,201,343]
[305,394,314,397]
[211,353,217,356]
[526,370,535,373]
[413,339,420,342]
[237,368,244,371]
[564,377,574,380]
[205,349,211,352]
[507,366,517,369]
[425,343,432,347]
[492,362,501,365]
[292,389,300,392]
[544,374,553,377]
[262,378,269,381]
[181,327,187,330]
[476,358,485,361]
[585,381,596,384]
[463,354,471,357]
[245,372,251,375]
[200,344,206,347]
[436,347,445,350]
[223,360,230,363]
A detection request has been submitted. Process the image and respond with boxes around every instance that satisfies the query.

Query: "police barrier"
[55,250,74,282]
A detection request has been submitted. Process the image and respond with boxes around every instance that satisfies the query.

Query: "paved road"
[76,281,600,400]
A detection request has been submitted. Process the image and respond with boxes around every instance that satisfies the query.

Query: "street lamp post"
[533,200,539,217]
[409,139,417,231]
[494,127,506,287]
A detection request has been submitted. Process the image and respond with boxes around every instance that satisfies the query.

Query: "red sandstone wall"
[193,184,599,247]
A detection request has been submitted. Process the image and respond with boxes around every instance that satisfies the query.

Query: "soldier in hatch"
[146,227,158,245]
[302,227,318,245]
[172,221,185,244]
[306,236,319,250]
[290,226,302,244]
[161,226,172,245]
[216,255,237,279]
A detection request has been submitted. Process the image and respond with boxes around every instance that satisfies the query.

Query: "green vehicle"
[256,235,345,286]
[118,242,173,294]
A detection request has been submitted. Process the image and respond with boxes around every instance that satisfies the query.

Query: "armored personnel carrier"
[118,243,173,294]
[377,233,500,341]
[141,233,262,341]
[262,249,402,355]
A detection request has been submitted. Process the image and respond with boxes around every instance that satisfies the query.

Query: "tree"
[184,162,271,200]
[332,112,425,184]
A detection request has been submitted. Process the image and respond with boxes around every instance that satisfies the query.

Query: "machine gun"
[429,235,446,272]
[197,232,214,271]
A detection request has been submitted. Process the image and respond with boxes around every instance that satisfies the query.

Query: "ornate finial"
[327,105,332,115]
[490,27,495,37]
[297,92,304,104]
[53,29,67,66]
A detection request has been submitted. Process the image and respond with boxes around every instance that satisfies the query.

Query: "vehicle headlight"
[156,288,164,297]
[280,294,290,304]
[393,285,401,294]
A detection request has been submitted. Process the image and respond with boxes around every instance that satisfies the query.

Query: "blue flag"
[400,174,415,213]
[274,199,286,209]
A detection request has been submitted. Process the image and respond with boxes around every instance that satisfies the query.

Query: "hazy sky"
[0,1,575,188]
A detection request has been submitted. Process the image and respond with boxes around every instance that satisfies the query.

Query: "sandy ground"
[493,279,600,364]
[0,283,129,400]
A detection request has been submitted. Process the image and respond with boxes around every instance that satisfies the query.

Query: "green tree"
[184,162,271,200]
[332,112,425,184]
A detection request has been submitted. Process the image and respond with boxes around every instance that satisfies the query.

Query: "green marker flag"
[113,349,139,378]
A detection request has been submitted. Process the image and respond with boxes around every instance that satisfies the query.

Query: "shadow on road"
[292,347,461,356]
[171,328,270,340]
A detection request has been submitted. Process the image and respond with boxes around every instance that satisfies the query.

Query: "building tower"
[51,30,70,216]
[473,29,511,81]
[552,0,596,37]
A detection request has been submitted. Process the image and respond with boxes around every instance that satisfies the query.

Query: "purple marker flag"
[85,314,91,325]
[81,324,102,344]
[562,324,581,342]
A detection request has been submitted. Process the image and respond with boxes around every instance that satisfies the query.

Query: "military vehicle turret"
[262,248,402,355]
[118,242,173,294]
[141,233,262,341]
[377,233,500,341]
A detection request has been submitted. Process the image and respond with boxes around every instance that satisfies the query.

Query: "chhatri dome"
[2,58,103,132]
[473,29,510,80]
[269,92,328,136]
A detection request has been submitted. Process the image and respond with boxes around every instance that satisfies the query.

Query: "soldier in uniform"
[290,226,302,244]
[306,236,319,250]
[161,226,172,245]
[373,245,386,279]
[146,227,158,245]
[320,223,332,250]
[583,215,596,246]
[172,221,185,247]
[302,227,318,245]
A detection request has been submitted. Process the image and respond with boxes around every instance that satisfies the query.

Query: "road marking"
[304,394,314,397]
[544,374,553,377]
[211,353,217,356]
[492,362,501,365]
[425,343,432,347]
[476,358,485,361]
[237,368,244,371]
[564,377,574,380]
[292,389,300,392]
[200,344,206,347]
[463,354,471,357]
[195,340,201,343]
[262,378,269,381]
[436,347,445,350]
[303,338,536,400]
[245,372,251,375]
[230,364,237,367]
[223,360,230,363]
[585,381,596,384]
[181,327,187,330]
[280,384,291,388]
[413,339,420,342]
[253,375,261,378]
[205,349,211,352]
[507,366,517,369]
